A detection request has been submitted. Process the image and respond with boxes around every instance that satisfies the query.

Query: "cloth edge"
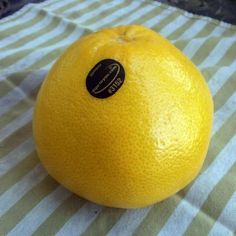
[139,0,236,31]
[1,0,236,31]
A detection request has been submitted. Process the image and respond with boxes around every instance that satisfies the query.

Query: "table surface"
[157,0,236,25]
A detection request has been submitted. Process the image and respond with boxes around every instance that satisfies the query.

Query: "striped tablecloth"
[0,0,236,235]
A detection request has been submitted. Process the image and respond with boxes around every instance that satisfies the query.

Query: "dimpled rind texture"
[33,25,213,209]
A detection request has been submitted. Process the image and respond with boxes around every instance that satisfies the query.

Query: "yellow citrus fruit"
[33,25,213,208]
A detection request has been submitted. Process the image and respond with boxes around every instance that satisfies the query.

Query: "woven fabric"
[0,0,236,235]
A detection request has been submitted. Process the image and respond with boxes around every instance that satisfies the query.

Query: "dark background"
[1,0,236,24]
[157,0,236,25]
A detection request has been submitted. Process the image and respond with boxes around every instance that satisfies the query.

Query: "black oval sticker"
[86,59,125,99]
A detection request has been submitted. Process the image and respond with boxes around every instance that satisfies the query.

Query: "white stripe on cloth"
[1,28,84,77]
[0,5,34,27]
[1,1,156,77]
[36,0,62,8]
[0,137,34,177]
[0,1,122,60]
[0,71,46,117]
[0,164,46,217]
[88,0,142,30]
[7,186,71,236]
[71,0,124,23]
[0,0,77,40]
[0,14,57,48]
[114,4,156,26]
[39,60,55,72]
[0,17,80,59]
[182,27,227,58]
[199,36,236,69]
[0,20,63,58]
[56,202,103,236]
[212,92,236,135]
[0,108,33,141]
[107,207,152,236]
[208,60,236,97]
[60,0,100,17]
[40,0,78,11]
[208,192,236,236]
[160,15,189,37]
[145,10,184,39]
[157,134,236,236]
[144,8,173,28]
[172,20,208,42]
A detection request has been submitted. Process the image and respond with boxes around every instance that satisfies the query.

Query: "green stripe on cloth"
[0,83,40,129]
[133,196,181,236]
[0,72,38,98]
[184,162,236,236]
[131,5,163,25]
[0,176,58,234]
[3,16,62,51]
[174,23,217,50]
[101,1,148,28]
[214,75,236,111]
[0,151,37,194]
[32,195,86,236]
[0,122,32,158]
[0,18,60,65]
[0,6,31,25]
[168,19,196,40]
[0,0,236,235]
[203,41,236,73]
[78,1,130,25]
[66,0,115,20]
[81,207,125,236]
[52,0,87,15]
[0,10,48,41]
